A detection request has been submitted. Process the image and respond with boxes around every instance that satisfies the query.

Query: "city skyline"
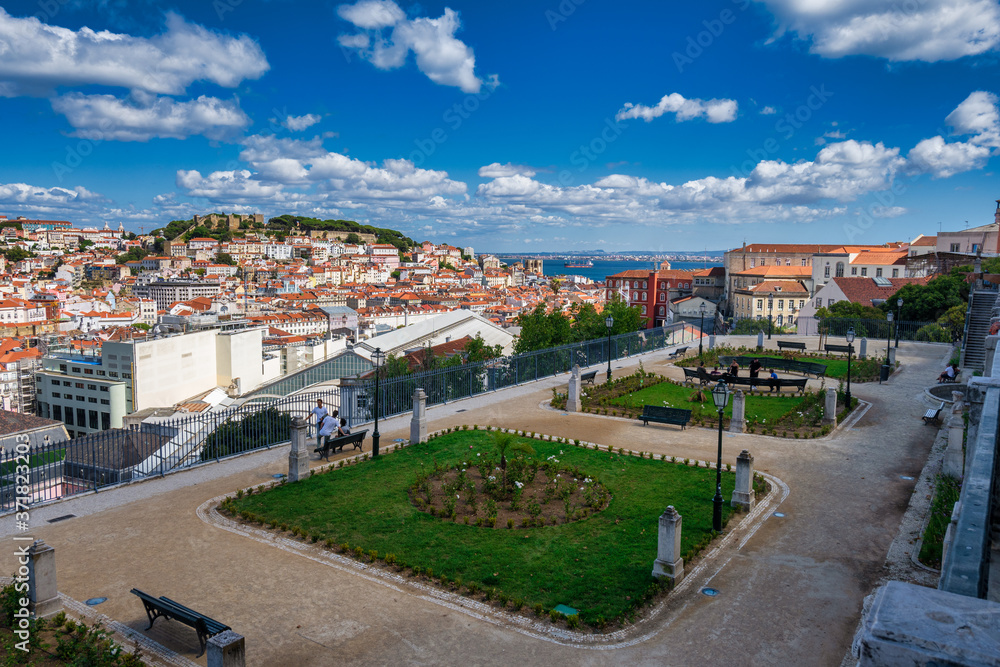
[1,0,999,251]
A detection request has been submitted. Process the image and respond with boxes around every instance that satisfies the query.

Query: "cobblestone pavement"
[0,340,951,666]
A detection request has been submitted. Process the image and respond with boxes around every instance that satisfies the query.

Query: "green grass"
[229,430,736,626]
[918,474,962,568]
[610,382,804,424]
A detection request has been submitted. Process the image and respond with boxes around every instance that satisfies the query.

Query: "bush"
[914,323,952,343]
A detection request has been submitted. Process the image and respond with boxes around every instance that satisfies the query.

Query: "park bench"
[682,367,711,386]
[720,374,808,394]
[824,344,854,356]
[580,370,598,384]
[668,346,690,359]
[639,405,691,429]
[718,355,827,378]
[315,428,368,461]
[922,402,945,425]
[131,589,230,658]
[777,340,806,351]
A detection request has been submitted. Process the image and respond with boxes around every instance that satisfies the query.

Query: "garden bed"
[677,346,891,382]
[224,427,765,631]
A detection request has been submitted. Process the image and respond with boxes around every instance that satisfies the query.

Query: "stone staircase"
[961,290,995,371]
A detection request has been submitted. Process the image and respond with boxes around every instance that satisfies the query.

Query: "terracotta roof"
[911,236,937,247]
[0,409,63,437]
[747,280,808,294]
[848,252,908,265]
[731,265,813,277]
[831,277,931,306]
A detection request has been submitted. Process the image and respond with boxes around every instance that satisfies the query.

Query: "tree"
[884,275,968,322]
[936,304,967,340]
[115,247,148,265]
[345,233,362,244]
[2,247,34,263]
[816,301,886,321]
[78,239,95,250]
[133,323,151,331]
[914,323,951,342]
[390,270,401,280]
[216,252,237,266]
[550,278,561,294]
[601,298,643,335]
[464,334,504,363]
[731,318,772,335]
[490,431,534,490]
[381,354,411,378]
[513,304,573,353]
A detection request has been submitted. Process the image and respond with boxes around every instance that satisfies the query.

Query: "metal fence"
[814,317,940,341]
[340,321,699,426]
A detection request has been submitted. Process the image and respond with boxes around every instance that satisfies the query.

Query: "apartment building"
[135,280,222,310]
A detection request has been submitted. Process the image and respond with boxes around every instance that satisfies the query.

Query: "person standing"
[729,360,740,377]
[310,399,328,449]
[749,358,762,379]
[318,413,338,455]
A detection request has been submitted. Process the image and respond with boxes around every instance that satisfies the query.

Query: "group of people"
[937,363,959,383]
[309,399,350,448]
[699,358,779,382]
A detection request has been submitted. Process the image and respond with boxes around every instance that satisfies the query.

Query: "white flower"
[488,475,496,481]
[515,481,523,489]
[477,453,481,457]
[456,494,460,499]
[580,487,585,491]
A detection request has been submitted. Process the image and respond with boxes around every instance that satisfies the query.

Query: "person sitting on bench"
[337,417,351,437]
[318,414,338,449]
[710,365,723,377]
[937,363,957,383]
[769,369,779,391]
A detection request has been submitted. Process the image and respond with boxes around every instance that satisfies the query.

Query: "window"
[972,243,981,253]
[59,364,67,373]
[63,381,71,387]
[799,300,805,308]
[99,386,108,392]
[641,305,647,314]
[892,269,899,277]
[97,370,105,376]
[66,429,74,439]
[642,281,647,289]
[84,369,93,375]
[641,292,646,301]
[778,300,784,310]
[72,367,80,373]
[110,372,118,378]
[659,293,665,301]
[828,299,835,306]
[851,267,857,275]
[52,392,60,398]
[88,397,97,403]
[836,262,844,277]
[75,382,84,389]
[53,405,62,421]
[100,399,109,405]
[876,268,883,277]
[815,297,822,307]
[660,282,665,289]
[750,259,755,268]
[633,281,638,288]
[861,268,867,276]
[757,299,763,310]
[76,396,84,402]
[824,265,830,278]
[65,408,73,425]
[786,259,791,266]
[801,259,807,266]
[101,412,110,430]
[89,410,98,430]
[950,243,961,252]
[760,258,766,266]
[658,306,665,316]
[87,384,96,390]
[777,314,783,326]
[77,408,86,427]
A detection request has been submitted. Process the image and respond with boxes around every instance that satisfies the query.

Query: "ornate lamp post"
[895,297,903,348]
[711,380,730,532]
[371,347,385,457]
[605,315,614,382]
[698,301,707,358]
[767,295,774,340]
[845,327,854,407]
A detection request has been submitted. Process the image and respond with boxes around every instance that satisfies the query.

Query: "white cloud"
[870,206,907,218]
[282,113,323,132]
[615,93,738,124]
[757,0,1000,61]
[760,106,777,115]
[0,183,105,212]
[946,90,1000,147]
[906,135,991,178]
[477,162,537,178]
[0,10,269,97]
[337,1,497,93]
[51,92,250,141]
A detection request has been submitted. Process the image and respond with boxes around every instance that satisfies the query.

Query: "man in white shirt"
[318,414,339,456]
[309,399,328,448]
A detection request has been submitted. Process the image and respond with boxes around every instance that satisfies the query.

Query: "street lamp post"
[605,315,614,383]
[711,380,730,532]
[883,312,893,384]
[767,295,774,340]
[698,302,707,358]
[895,297,903,348]
[371,347,385,457]
[845,327,855,408]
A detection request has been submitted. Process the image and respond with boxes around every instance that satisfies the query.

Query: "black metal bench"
[580,370,598,384]
[315,428,368,461]
[718,355,826,378]
[131,588,230,658]
[777,340,806,351]
[922,402,945,425]
[668,346,690,359]
[639,405,691,429]
[720,374,808,394]
[824,344,854,355]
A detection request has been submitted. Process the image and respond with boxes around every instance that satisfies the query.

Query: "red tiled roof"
[831,277,931,306]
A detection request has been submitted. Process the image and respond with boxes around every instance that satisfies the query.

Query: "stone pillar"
[729,390,746,433]
[288,417,309,482]
[708,335,716,350]
[887,347,896,365]
[943,392,965,479]
[731,450,755,511]
[651,506,684,582]
[410,389,427,444]
[859,338,867,360]
[756,330,764,350]
[28,540,60,619]
[566,365,582,412]
[822,388,837,426]
[208,630,246,667]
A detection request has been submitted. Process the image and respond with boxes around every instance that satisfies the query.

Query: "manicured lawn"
[228,430,737,626]
[610,381,804,424]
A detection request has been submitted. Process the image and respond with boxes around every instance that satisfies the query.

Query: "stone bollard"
[731,450,755,511]
[28,539,60,618]
[288,416,309,482]
[859,338,867,359]
[410,388,427,444]
[567,365,582,412]
[729,390,746,433]
[943,392,965,479]
[708,335,716,350]
[651,506,684,582]
[208,630,246,667]
[887,348,896,365]
[822,388,837,426]
[756,330,764,350]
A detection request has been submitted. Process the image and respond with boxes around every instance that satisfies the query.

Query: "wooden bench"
[668,346,690,359]
[777,340,806,351]
[315,428,368,461]
[131,589,230,658]
[922,402,945,425]
[824,344,855,355]
[639,405,691,429]
[580,370,598,384]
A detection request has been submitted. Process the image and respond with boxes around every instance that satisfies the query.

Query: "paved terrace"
[0,338,952,666]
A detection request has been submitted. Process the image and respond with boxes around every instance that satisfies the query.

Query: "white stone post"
[567,365,581,412]
[859,338,868,359]
[288,416,309,482]
[708,335,716,350]
[410,388,427,444]
[731,450,755,511]
[28,539,60,618]
[822,388,837,426]
[943,392,965,479]
[208,630,246,667]
[651,506,684,582]
[729,390,746,433]
[756,330,764,350]
[887,347,896,365]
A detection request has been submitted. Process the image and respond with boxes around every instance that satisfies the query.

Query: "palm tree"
[491,431,535,490]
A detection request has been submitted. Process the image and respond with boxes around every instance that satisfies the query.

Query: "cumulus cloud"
[757,0,1000,61]
[907,135,991,178]
[337,0,497,93]
[0,9,269,97]
[615,93,738,123]
[51,92,250,141]
[760,106,777,115]
[282,113,323,131]
[906,91,1000,177]
[477,162,537,178]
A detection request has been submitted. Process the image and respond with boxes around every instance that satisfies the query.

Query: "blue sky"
[1,0,999,252]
